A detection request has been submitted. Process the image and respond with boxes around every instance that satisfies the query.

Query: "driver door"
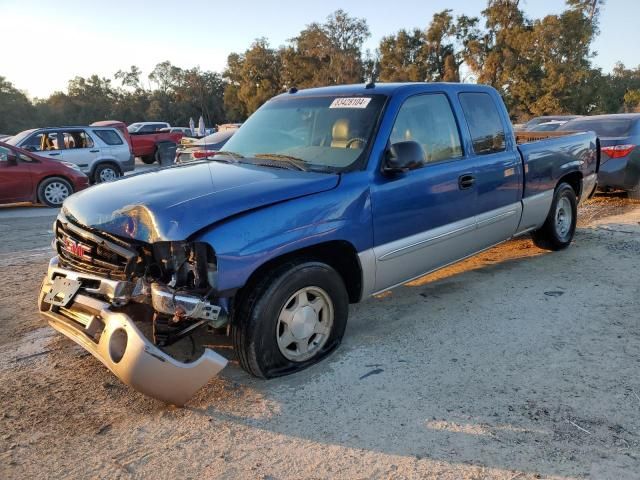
[370,93,481,292]
[0,145,33,203]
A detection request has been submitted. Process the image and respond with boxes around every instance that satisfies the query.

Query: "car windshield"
[560,118,634,137]
[4,129,36,146]
[127,123,142,133]
[222,94,386,172]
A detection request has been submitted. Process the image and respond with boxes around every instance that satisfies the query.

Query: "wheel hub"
[555,196,572,238]
[276,286,334,362]
[290,306,317,340]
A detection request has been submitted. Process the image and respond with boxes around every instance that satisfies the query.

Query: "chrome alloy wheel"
[43,181,70,206]
[276,286,334,362]
[555,196,572,240]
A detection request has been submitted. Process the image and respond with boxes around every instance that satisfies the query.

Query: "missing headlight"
[151,241,216,290]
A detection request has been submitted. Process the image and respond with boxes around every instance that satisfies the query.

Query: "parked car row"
[4,125,134,183]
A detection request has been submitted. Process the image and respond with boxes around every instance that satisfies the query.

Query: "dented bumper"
[39,258,228,405]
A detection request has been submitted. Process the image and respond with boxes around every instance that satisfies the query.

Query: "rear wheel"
[37,177,73,207]
[93,163,120,183]
[531,182,577,251]
[231,261,349,378]
[141,153,156,164]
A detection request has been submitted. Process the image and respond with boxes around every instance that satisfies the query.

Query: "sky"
[2,0,637,99]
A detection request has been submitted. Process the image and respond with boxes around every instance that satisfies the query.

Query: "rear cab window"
[93,129,124,145]
[459,92,506,154]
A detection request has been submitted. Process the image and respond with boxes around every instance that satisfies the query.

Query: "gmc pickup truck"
[39,83,599,405]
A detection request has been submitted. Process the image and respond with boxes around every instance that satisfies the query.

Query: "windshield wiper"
[253,153,309,171]
[205,150,245,163]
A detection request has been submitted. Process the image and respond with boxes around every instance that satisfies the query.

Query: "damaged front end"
[38,212,230,405]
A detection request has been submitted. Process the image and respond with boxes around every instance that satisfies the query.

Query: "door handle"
[89,149,99,153]
[48,152,61,156]
[458,174,475,190]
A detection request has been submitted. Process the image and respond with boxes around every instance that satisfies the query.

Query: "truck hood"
[62,161,339,242]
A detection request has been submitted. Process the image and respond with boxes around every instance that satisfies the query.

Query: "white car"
[6,126,134,183]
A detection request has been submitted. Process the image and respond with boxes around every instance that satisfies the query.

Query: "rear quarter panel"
[517,132,598,198]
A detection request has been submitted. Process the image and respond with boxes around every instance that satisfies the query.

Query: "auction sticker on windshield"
[329,97,372,109]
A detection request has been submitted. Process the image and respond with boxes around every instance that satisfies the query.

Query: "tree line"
[2,0,640,135]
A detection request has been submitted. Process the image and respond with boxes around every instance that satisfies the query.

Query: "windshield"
[222,94,386,171]
[559,118,634,137]
[5,129,36,146]
[127,123,142,133]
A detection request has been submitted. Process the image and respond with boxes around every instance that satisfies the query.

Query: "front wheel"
[231,261,349,378]
[531,182,577,250]
[37,177,73,207]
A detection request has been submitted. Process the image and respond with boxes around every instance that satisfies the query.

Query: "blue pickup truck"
[39,83,599,404]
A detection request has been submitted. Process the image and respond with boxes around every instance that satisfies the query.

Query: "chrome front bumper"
[39,258,228,405]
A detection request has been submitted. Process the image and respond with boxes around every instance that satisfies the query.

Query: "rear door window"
[459,92,506,154]
[93,129,123,145]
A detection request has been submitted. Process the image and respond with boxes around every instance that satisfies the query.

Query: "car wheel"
[531,182,577,251]
[37,177,73,207]
[94,164,120,183]
[231,261,349,378]
[627,187,640,201]
[141,154,156,164]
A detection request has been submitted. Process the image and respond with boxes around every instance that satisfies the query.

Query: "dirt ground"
[1,194,639,480]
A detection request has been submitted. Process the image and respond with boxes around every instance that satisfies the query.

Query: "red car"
[0,141,89,207]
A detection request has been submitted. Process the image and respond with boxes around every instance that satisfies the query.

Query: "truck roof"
[276,82,495,99]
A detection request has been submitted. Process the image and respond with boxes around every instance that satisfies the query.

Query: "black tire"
[627,188,640,201]
[37,177,73,207]
[93,163,121,183]
[141,153,156,164]
[231,261,349,378]
[531,182,577,251]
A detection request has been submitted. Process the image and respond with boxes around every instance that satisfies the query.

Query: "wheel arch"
[239,240,364,304]
[90,160,122,180]
[557,170,582,199]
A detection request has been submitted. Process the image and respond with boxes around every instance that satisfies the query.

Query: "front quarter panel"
[195,172,372,294]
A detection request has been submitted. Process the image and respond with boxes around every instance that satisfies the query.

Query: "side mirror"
[6,153,17,165]
[382,141,426,175]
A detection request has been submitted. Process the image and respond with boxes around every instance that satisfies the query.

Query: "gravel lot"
[0,194,639,480]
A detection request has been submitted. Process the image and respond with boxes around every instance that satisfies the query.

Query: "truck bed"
[517,131,599,198]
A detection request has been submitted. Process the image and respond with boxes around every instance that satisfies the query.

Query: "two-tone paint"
[61,83,599,301]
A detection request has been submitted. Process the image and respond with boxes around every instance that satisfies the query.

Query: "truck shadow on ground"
[186,230,640,478]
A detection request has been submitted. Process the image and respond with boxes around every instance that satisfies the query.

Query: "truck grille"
[55,218,137,280]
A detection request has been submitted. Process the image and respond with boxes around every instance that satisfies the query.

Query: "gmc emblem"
[62,237,91,259]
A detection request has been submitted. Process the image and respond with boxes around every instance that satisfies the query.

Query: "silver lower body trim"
[580,173,598,203]
[516,190,554,235]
